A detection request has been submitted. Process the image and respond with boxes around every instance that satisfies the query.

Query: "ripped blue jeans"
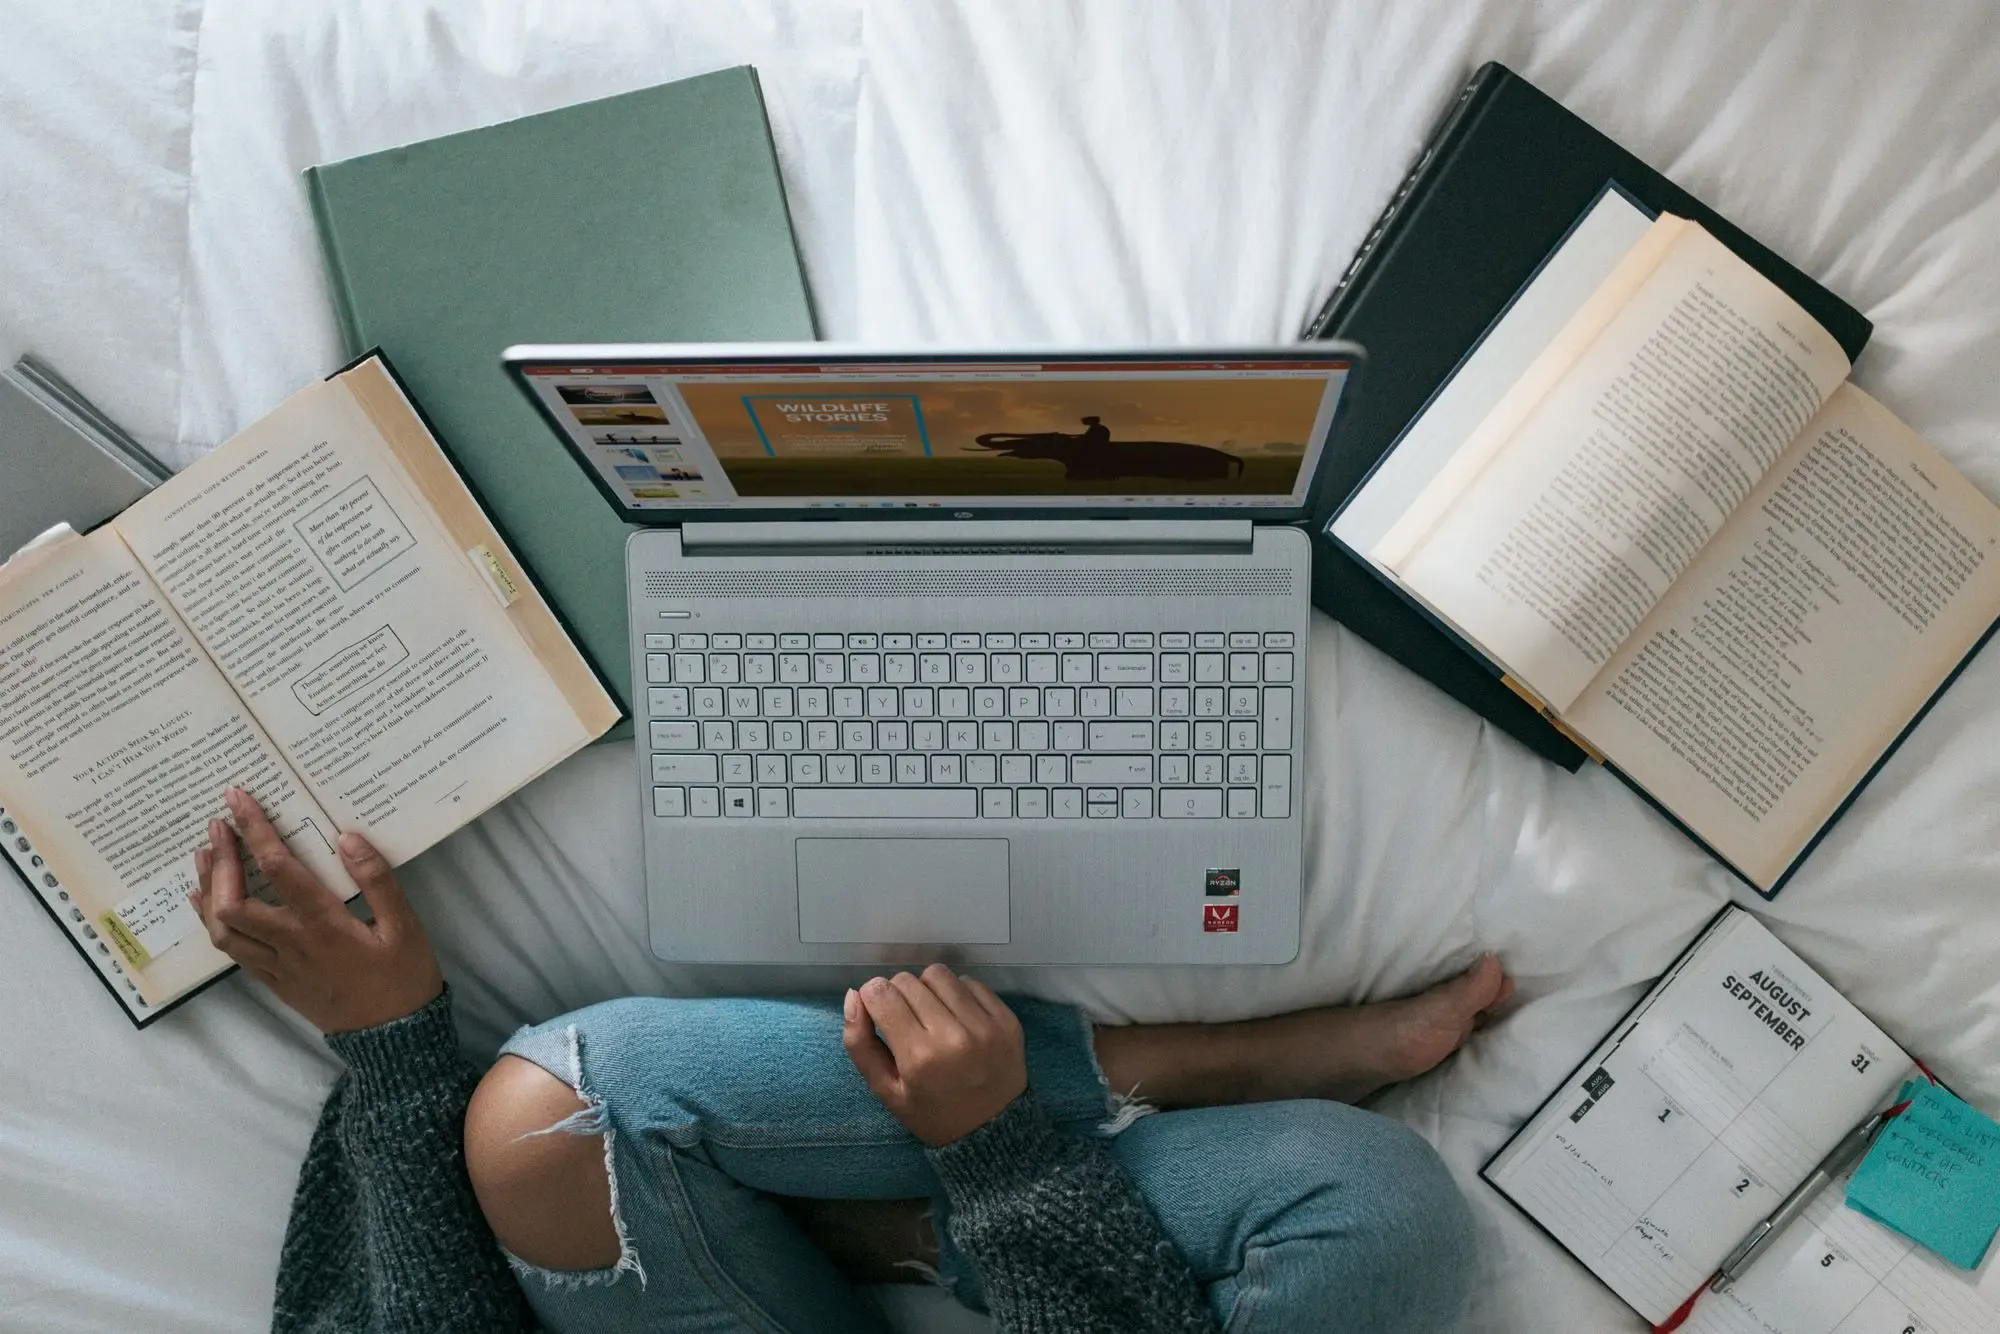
[499,996,1477,1333]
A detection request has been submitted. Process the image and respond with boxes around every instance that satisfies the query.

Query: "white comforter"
[3,4,1997,1331]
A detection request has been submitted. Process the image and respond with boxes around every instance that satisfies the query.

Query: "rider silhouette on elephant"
[972,415,1245,482]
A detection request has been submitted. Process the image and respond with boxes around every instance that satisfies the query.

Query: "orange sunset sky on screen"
[677,377,1325,458]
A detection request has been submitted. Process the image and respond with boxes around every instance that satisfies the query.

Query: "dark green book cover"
[305,67,817,720]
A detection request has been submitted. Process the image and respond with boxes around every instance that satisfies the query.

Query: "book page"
[0,529,349,1010]
[1485,909,1913,1325]
[1568,385,2000,889]
[1370,211,1691,572]
[1331,189,1656,555]
[1384,221,1853,710]
[1685,1161,2000,1333]
[112,373,599,865]
[335,358,619,740]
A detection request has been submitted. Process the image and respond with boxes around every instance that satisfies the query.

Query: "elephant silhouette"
[972,416,1245,481]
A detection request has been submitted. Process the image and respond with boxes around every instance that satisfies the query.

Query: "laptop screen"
[510,351,1354,516]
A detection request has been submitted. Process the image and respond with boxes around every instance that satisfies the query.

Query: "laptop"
[504,344,1361,965]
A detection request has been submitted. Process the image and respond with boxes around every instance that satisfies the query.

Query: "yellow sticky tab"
[468,544,519,607]
[100,912,152,970]
[1498,673,1550,712]
[1499,675,1606,765]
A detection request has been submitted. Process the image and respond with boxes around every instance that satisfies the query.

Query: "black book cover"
[1304,61,1872,770]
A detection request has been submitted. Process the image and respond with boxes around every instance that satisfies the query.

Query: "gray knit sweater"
[273,990,1218,1333]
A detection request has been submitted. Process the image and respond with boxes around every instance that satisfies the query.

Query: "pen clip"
[1714,1220,1772,1287]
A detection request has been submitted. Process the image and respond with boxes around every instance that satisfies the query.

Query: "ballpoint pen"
[1709,1110,1890,1293]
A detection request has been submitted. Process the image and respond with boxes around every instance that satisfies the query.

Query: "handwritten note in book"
[1848,1083,2000,1271]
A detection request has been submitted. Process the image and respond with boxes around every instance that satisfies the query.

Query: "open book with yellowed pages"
[1330,189,2000,894]
[0,354,620,1024]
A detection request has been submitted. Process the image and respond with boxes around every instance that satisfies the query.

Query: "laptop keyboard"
[642,629,1297,821]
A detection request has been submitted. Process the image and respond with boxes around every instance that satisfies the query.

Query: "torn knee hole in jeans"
[507,1024,648,1291]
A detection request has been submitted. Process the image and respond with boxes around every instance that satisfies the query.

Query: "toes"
[1451,953,1507,1010]
[1465,963,1517,1032]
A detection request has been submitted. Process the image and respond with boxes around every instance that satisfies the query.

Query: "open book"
[0,355,620,1024]
[1485,906,2000,1331]
[1331,190,2000,893]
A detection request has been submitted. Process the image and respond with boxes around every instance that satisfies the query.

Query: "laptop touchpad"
[796,838,1010,944]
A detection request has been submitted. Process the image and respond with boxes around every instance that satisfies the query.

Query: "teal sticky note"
[1845,1081,2000,1270]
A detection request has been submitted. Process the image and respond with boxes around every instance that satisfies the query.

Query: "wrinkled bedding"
[3,4,1998,1330]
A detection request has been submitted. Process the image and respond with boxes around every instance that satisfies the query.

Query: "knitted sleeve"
[926,1094,1220,1334]
[272,988,535,1334]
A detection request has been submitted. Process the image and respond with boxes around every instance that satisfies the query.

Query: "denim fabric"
[498,995,1476,1333]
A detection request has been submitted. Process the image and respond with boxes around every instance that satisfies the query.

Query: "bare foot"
[1293,953,1515,1103]
[1094,955,1515,1109]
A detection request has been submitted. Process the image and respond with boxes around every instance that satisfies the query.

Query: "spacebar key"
[792,788,979,818]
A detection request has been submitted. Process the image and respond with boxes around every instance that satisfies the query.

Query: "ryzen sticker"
[1203,904,1239,933]
[1205,868,1240,897]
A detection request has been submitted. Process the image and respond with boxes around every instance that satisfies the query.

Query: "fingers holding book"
[187,787,445,1034]
[223,787,349,919]
[191,821,287,981]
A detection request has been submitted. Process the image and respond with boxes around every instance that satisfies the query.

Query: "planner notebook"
[1302,62,1872,769]
[305,67,818,719]
[1328,188,2000,895]
[0,355,619,1024]
[1485,906,2000,1331]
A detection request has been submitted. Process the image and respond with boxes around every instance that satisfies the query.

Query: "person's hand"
[842,964,1028,1147]
[189,787,444,1035]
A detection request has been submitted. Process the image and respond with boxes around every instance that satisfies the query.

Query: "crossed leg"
[464,958,1508,1328]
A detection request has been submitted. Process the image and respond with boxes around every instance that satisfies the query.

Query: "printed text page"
[114,379,585,862]
[1391,224,1852,709]
[1567,385,2000,888]
[0,531,347,1005]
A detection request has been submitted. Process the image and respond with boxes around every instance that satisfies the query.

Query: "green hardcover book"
[305,67,818,721]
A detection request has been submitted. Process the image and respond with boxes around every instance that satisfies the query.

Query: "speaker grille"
[641,568,1293,599]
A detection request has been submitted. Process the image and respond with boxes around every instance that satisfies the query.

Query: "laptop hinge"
[678,519,1256,555]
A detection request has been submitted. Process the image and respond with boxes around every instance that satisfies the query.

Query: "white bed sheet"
[3,3,1997,1331]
